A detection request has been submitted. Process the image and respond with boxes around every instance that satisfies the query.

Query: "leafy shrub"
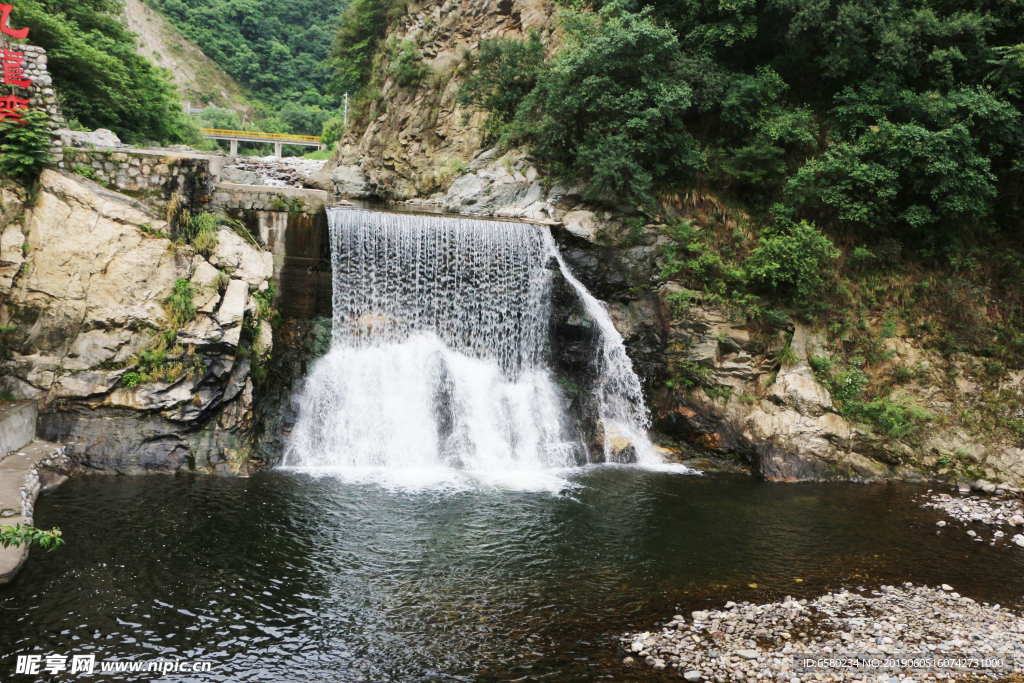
[388,40,430,87]
[0,523,63,551]
[849,399,931,440]
[809,355,833,375]
[72,164,101,182]
[321,116,346,149]
[329,0,398,96]
[252,282,278,321]
[509,5,700,203]
[180,212,219,256]
[0,110,52,182]
[164,278,197,329]
[121,371,141,389]
[745,220,840,300]
[458,31,545,136]
[830,367,868,404]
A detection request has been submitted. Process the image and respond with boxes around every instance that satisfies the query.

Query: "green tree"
[745,220,841,300]
[327,0,396,96]
[510,3,701,203]
[13,0,199,144]
[144,0,345,111]
[458,31,544,136]
[0,110,53,181]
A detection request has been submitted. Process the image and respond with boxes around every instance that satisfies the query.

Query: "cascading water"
[551,250,657,463]
[284,208,662,482]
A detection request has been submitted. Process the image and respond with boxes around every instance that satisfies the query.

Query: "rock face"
[58,128,123,149]
[313,0,557,200]
[0,170,274,474]
[545,219,1024,485]
[251,317,333,464]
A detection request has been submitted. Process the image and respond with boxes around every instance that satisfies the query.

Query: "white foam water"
[282,208,684,489]
[549,248,660,465]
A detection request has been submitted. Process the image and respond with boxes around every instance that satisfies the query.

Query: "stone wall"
[61,149,218,210]
[210,182,329,214]
[15,45,67,164]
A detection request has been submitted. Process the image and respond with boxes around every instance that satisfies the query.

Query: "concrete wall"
[0,402,37,455]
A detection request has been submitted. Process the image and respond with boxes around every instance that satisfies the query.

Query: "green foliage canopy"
[0,110,52,181]
[144,0,346,114]
[449,0,1024,245]
[12,0,199,143]
[509,4,701,203]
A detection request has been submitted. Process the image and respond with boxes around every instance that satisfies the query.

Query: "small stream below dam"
[2,471,1023,681]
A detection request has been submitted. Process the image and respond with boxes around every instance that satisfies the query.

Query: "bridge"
[200,128,325,157]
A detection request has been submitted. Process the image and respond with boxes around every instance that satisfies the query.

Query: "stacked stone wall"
[9,44,67,164]
[61,149,214,210]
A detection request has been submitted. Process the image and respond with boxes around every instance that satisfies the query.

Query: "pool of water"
[2,468,1023,681]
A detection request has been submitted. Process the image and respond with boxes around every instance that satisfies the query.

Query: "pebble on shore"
[920,482,1024,547]
[623,584,1024,681]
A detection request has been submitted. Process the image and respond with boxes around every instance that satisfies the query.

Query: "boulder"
[331,165,372,197]
[209,228,272,287]
[216,279,248,329]
[220,167,263,185]
[58,128,123,149]
[769,372,833,417]
[562,211,601,243]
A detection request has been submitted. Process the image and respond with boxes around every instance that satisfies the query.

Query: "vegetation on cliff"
[459,0,1023,244]
[12,0,201,144]
[438,0,1024,459]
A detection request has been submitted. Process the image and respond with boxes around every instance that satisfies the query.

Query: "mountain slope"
[124,0,253,118]
[140,0,347,112]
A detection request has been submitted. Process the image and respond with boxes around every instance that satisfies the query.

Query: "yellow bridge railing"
[200,128,322,143]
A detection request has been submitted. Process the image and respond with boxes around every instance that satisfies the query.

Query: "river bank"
[624,584,1024,681]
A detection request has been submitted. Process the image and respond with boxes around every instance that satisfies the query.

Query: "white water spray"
[284,208,662,481]
[547,245,658,464]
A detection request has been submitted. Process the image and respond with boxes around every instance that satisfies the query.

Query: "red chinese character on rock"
[0,93,29,123]
[0,5,28,39]
[2,48,28,87]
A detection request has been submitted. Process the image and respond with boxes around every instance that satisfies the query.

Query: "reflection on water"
[1,470,1022,682]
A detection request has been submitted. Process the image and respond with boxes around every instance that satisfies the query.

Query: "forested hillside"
[11,0,200,143]
[143,0,347,134]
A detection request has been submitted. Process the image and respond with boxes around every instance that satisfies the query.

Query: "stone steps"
[0,402,66,585]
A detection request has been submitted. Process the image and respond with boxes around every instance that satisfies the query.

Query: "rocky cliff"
[309,0,556,200]
[0,169,274,474]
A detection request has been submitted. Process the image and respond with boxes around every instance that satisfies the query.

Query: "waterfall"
[283,208,660,480]
[550,250,657,463]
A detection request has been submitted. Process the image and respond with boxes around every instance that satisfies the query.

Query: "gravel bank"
[919,483,1024,548]
[623,584,1024,681]
[224,156,327,187]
